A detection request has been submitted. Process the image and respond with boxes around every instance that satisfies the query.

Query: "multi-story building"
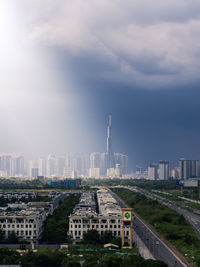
[0,154,24,177]
[0,191,37,200]
[89,168,100,178]
[90,153,101,169]
[69,190,129,242]
[148,164,158,180]
[38,158,46,177]
[114,153,128,175]
[0,192,68,241]
[179,159,199,180]
[46,154,56,177]
[31,168,39,178]
[159,160,169,180]
[0,209,45,240]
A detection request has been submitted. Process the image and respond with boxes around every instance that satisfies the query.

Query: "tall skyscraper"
[90,115,128,177]
[106,115,114,169]
[159,160,169,180]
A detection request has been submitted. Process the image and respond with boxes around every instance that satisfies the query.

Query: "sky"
[1,0,200,169]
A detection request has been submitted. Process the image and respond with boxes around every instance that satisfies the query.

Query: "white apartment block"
[69,190,130,242]
[0,191,68,241]
[0,209,45,240]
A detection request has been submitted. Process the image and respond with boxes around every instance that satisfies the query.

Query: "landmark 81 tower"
[106,115,114,169]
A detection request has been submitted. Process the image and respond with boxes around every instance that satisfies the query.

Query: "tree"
[83,229,100,245]
[0,229,5,242]
[100,231,113,244]
[7,231,19,244]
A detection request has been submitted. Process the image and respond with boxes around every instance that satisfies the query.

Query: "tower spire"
[106,115,112,154]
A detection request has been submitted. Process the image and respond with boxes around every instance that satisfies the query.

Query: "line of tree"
[83,179,179,190]
[41,193,80,243]
[0,247,167,267]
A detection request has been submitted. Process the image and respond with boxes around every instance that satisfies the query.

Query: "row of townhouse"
[0,192,68,241]
[69,190,130,242]
[0,191,37,200]
[0,209,45,240]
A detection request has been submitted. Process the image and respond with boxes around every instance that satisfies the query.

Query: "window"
[110,225,113,228]
[21,231,24,235]
[21,225,24,228]
[26,225,28,228]
[17,225,19,228]
[29,231,32,235]
[8,225,10,228]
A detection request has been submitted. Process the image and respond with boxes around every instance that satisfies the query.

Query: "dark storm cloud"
[16,0,200,88]
[1,0,200,167]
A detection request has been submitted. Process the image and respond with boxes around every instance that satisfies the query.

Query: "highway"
[129,186,200,241]
[109,189,189,267]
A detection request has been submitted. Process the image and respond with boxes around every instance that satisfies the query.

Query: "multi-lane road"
[110,188,189,267]
[131,186,200,241]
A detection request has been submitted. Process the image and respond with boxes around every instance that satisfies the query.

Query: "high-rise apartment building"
[38,158,46,176]
[114,153,128,174]
[46,154,56,177]
[179,159,199,180]
[90,153,101,169]
[148,164,158,180]
[0,154,24,177]
[159,160,169,180]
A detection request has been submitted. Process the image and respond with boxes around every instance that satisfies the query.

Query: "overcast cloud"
[15,0,200,88]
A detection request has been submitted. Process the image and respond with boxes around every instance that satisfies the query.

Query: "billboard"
[184,180,199,187]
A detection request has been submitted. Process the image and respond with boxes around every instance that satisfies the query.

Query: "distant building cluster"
[0,116,128,179]
[146,158,200,180]
[89,116,128,178]
[0,154,24,177]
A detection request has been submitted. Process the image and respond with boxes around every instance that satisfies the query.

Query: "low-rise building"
[69,190,130,242]
[0,209,45,240]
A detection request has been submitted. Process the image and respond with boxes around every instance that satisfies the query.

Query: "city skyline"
[1,1,200,168]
